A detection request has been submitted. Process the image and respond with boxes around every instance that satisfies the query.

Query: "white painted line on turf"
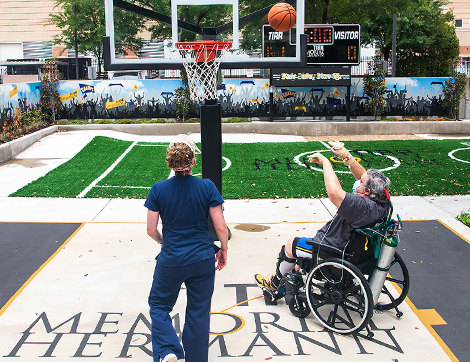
[192,156,232,177]
[76,140,139,198]
[448,142,470,164]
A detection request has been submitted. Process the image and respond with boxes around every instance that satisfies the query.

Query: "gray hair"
[364,169,391,204]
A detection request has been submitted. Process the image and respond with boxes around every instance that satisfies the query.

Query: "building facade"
[448,0,470,59]
[0,0,63,61]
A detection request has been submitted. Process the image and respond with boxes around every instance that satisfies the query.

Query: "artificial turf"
[10,136,470,199]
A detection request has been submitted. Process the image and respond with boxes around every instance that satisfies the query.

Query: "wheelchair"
[262,197,409,338]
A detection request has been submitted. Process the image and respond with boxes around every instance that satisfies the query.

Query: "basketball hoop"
[175,40,232,103]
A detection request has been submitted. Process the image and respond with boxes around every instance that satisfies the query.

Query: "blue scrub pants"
[148,258,215,362]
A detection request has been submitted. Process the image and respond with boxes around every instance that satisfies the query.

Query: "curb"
[0,125,58,164]
[55,120,470,137]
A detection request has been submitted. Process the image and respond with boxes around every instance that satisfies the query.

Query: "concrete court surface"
[0,130,470,361]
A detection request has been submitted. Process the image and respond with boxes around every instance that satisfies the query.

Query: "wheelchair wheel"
[288,294,311,318]
[375,252,410,312]
[305,258,373,335]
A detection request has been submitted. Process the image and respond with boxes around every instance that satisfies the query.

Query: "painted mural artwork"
[0,77,449,122]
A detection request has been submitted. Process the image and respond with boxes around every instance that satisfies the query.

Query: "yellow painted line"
[405,298,458,362]
[0,223,86,317]
[390,282,459,362]
[438,219,470,245]
[218,295,264,313]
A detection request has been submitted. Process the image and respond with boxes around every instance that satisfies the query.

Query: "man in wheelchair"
[255,141,391,299]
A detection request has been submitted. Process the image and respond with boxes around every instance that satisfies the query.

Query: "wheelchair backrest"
[347,231,376,265]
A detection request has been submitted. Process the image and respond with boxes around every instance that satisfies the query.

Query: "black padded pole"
[200,101,223,194]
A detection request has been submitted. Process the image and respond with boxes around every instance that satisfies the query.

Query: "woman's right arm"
[209,205,228,270]
[147,209,163,244]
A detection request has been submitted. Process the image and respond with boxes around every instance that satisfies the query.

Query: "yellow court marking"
[390,282,458,362]
[0,223,86,317]
[438,219,470,245]
[218,295,264,313]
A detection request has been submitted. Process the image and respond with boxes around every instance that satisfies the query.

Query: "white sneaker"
[160,353,177,362]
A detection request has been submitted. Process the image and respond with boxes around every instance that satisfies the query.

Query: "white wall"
[0,43,23,61]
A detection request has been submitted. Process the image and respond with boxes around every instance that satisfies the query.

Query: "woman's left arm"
[147,209,163,244]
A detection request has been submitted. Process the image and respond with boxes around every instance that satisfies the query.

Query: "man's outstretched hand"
[308,152,329,165]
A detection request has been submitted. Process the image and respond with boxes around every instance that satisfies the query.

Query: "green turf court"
[10,136,470,199]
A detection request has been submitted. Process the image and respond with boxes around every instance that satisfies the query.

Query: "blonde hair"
[166,143,194,177]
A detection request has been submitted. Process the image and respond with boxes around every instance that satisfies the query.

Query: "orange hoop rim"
[175,40,232,51]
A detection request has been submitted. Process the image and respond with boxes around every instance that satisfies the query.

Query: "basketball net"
[175,41,232,103]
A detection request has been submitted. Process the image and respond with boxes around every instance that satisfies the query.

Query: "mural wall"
[0,77,450,123]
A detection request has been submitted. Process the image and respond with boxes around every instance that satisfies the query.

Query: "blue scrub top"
[144,175,224,266]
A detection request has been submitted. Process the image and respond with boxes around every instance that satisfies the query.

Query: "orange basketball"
[268,2,296,32]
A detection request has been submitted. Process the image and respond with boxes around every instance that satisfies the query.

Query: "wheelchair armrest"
[305,239,353,259]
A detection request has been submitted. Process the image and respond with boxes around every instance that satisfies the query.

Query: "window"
[455,19,463,28]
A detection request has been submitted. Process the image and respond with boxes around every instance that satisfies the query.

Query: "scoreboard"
[263,24,360,66]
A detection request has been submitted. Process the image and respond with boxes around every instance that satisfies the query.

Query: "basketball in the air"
[268,2,296,32]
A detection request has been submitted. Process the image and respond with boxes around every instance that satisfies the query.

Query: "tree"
[442,59,467,120]
[336,0,459,76]
[40,59,63,123]
[47,0,147,77]
[363,52,388,120]
[174,70,193,121]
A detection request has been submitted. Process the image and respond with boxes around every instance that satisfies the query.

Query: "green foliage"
[363,53,388,120]
[442,59,467,120]
[223,117,250,123]
[55,118,174,124]
[456,210,470,228]
[40,59,63,124]
[0,106,47,144]
[353,0,460,76]
[173,87,193,122]
[47,0,146,75]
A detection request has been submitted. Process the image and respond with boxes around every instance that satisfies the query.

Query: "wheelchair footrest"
[262,288,285,303]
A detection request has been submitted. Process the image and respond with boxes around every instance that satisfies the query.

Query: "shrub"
[456,210,470,228]
[223,117,250,123]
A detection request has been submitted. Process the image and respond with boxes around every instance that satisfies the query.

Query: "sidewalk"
[0,129,469,362]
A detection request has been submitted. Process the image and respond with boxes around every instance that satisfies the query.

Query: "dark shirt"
[312,192,389,250]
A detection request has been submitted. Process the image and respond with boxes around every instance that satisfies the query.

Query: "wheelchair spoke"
[342,282,362,296]
[341,305,360,328]
[327,304,340,325]
[386,276,405,286]
[343,296,366,313]
[328,306,356,329]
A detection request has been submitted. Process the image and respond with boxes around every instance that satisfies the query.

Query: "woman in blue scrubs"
[145,135,228,362]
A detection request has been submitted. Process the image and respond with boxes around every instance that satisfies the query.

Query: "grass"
[10,137,470,199]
